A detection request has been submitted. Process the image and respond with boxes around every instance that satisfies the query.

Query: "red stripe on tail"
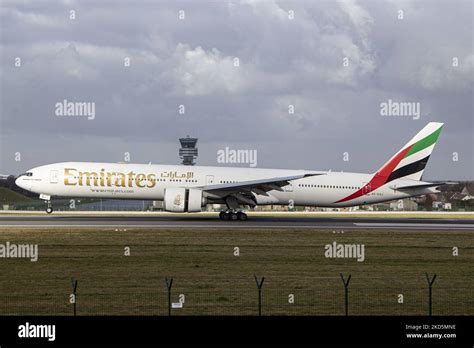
[335,144,413,203]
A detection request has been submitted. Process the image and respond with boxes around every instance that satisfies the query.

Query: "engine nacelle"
[163,187,206,212]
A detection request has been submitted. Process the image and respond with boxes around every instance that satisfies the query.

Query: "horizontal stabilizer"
[389,182,445,191]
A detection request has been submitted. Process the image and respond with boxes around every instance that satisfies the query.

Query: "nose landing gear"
[40,194,53,214]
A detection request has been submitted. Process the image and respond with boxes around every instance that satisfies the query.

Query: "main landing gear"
[219,210,248,221]
[220,196,248,221]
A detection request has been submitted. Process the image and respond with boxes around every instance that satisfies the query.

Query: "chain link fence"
[0,285,472,316]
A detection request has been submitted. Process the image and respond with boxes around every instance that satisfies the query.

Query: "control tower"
[179,136,198,165]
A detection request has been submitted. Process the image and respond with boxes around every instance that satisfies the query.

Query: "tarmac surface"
[0,215,473,230]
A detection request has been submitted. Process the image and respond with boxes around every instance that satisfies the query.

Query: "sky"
[0,0,473,180]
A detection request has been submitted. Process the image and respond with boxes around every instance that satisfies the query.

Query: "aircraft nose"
[15,176,32,190]
[15,176,24,188]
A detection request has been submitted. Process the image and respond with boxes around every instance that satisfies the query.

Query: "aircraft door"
[206,175,214,185]
[50,170,58,184]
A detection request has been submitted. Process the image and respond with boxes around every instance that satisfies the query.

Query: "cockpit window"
[19,172,33,177]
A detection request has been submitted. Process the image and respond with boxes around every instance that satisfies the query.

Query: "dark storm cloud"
[0,0,472,179]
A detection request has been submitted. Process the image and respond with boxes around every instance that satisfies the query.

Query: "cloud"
[0,0,472,179]
[337,0,374,49]
[173,44,246,96]
[6,8,66,28]
[416,54,474,92]
[369,0,474,94]
[236,0,289,20]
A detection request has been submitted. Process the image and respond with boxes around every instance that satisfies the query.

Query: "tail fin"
[374,122,444,183]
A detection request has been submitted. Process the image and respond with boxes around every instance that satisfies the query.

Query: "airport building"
[179,136,198,166]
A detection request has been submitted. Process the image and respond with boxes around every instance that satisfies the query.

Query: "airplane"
[14,122,444,220]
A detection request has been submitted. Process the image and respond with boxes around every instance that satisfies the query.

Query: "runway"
[0,215,473,230]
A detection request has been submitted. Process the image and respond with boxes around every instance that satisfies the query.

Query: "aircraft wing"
[201,172,325,196]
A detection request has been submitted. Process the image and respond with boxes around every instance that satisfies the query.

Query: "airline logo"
[63,168,195,189]
[64,168,156,188]
[387,126,442,182]
[336,124,443,203]
[174,194,182,206]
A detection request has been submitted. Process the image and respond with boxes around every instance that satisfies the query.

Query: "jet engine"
[163,187,206,212]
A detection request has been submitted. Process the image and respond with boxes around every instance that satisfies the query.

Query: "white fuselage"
[16,162,437,208]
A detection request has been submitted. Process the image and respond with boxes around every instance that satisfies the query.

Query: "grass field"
[0,227,472,316]
[0,188,35,205]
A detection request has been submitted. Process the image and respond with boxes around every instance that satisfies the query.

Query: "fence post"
[254,275,265,316]
[425,273,437,316]
[340,273,351,316]
[71,278,78,316]
[165,277,173,316]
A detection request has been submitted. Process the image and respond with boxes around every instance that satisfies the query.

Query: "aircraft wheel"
[230,212,239,221]
[46,207,53,214]
[220,212,231,221]
[237,212,248,221]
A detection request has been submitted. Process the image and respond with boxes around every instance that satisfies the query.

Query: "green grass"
[0,228,472,316]
[0,188,35,205]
